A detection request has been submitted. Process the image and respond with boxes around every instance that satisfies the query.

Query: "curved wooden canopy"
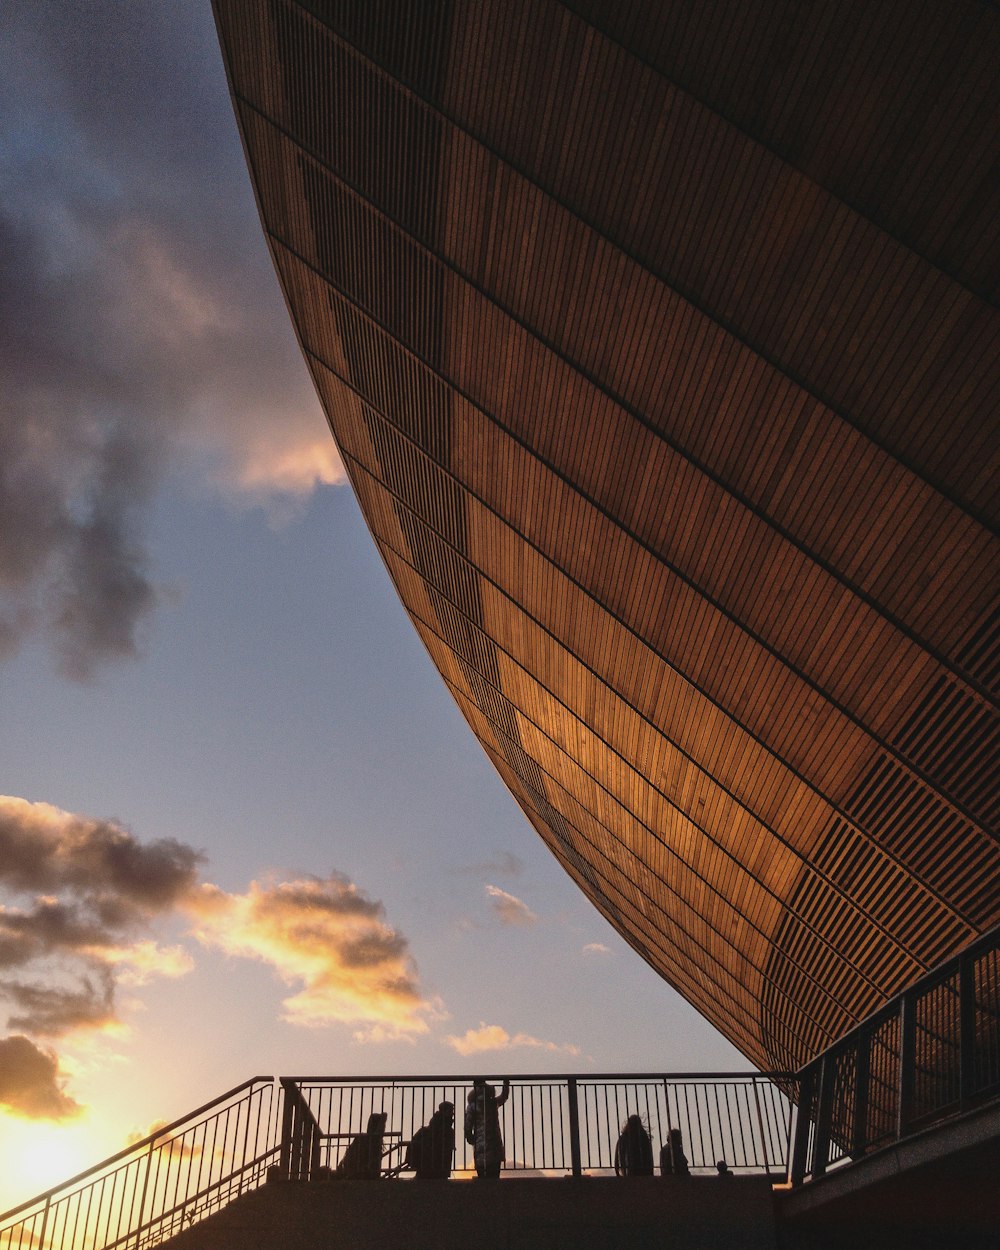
[213,0,1000,1071]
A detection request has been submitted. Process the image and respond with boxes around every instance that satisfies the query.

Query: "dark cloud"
[2,974,116,1038]
[0,899,114,970]
[53,430,161,680]
[0,1,341,677]
[0,795,202,1049]
[0,1034,82,1120]
[0,795,203,912]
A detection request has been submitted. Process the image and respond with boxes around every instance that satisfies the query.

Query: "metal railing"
[788,926,1000,1185]
[0,1071,793,1249]
[282,1073,793,1179]
[0,1077,278,1250]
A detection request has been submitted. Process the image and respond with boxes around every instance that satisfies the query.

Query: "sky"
[0,0,747,1214]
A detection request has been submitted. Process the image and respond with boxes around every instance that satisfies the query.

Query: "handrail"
[280,1070,788,1081]
[101,1147,283,1250]
[0,1076,280,1250]
[282,1072,795,1180]
[0,1076,274,1223]
[0,1070,796,1250]
[787,924,1000,1186]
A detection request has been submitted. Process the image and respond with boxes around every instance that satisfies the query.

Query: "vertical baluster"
[567,1078,582,1178]
[898,990,917,1140]
[959,952,976,1106]
[852,1029,871,1159]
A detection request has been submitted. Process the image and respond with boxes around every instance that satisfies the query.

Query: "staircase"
[158,1174,780,1250]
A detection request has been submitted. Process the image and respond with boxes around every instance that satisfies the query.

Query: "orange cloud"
[99,941,194,986]
[445,1023,580,1057]
[187,875,436,1039]
[127,1119,201,1161]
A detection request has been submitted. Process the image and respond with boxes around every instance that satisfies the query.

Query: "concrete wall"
[165,1176,779,1250]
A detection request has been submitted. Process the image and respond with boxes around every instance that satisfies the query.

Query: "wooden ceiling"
[213,0,999,1071]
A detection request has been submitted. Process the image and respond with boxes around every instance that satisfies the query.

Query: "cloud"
[444,1023,580,1058]
[457,852,525,878]
[0,1035,82,1120]
[0,4,344,676]
[582,942,611,955]
[0,791,440,1117]
[1,975,119,1038]
[187,874,436,1039]
[0,796,203,917]
[0,796,201,1046]
[110,941,194,987]
[485,885,537,927]
[127,1119,201,1160]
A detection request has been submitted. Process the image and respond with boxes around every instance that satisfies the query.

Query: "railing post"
[959,953,977,1106]
[279,1079,295,1179]
[38,1194,51,1250]
[566,1077,582,1177]
[812,1055,833,1179]
[852,1029,871,1158]
[750,1077,770,1175]
[898,990,917,1139]
[310,1114,322,1177]
[788,1067,813,1187]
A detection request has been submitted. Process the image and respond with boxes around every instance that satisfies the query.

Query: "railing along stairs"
[0,1071,792,1249]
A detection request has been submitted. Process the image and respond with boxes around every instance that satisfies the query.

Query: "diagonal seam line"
[479,725,863,1053]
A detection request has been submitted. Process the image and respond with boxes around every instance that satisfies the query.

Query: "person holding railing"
[465,1079,510,1179]
[614,1115,654,1176]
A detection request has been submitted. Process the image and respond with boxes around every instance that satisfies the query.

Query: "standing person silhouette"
[464,1079,510,1178]
[614,1114,654,1176]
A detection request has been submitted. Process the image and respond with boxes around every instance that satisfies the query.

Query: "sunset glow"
[0,0,745,1222]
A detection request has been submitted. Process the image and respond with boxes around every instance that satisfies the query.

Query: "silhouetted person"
[336,1111,387,1178]
[716,1159,732,1177]
[659,1127,690,1177]
[614,1115,654,1176]
[465,1079,510,1178]
[407,1101,455,1179]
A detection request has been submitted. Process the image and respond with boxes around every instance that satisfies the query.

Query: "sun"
[0,1117,96,1216]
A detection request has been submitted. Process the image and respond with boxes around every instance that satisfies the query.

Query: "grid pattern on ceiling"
[212,0,1000,1071]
